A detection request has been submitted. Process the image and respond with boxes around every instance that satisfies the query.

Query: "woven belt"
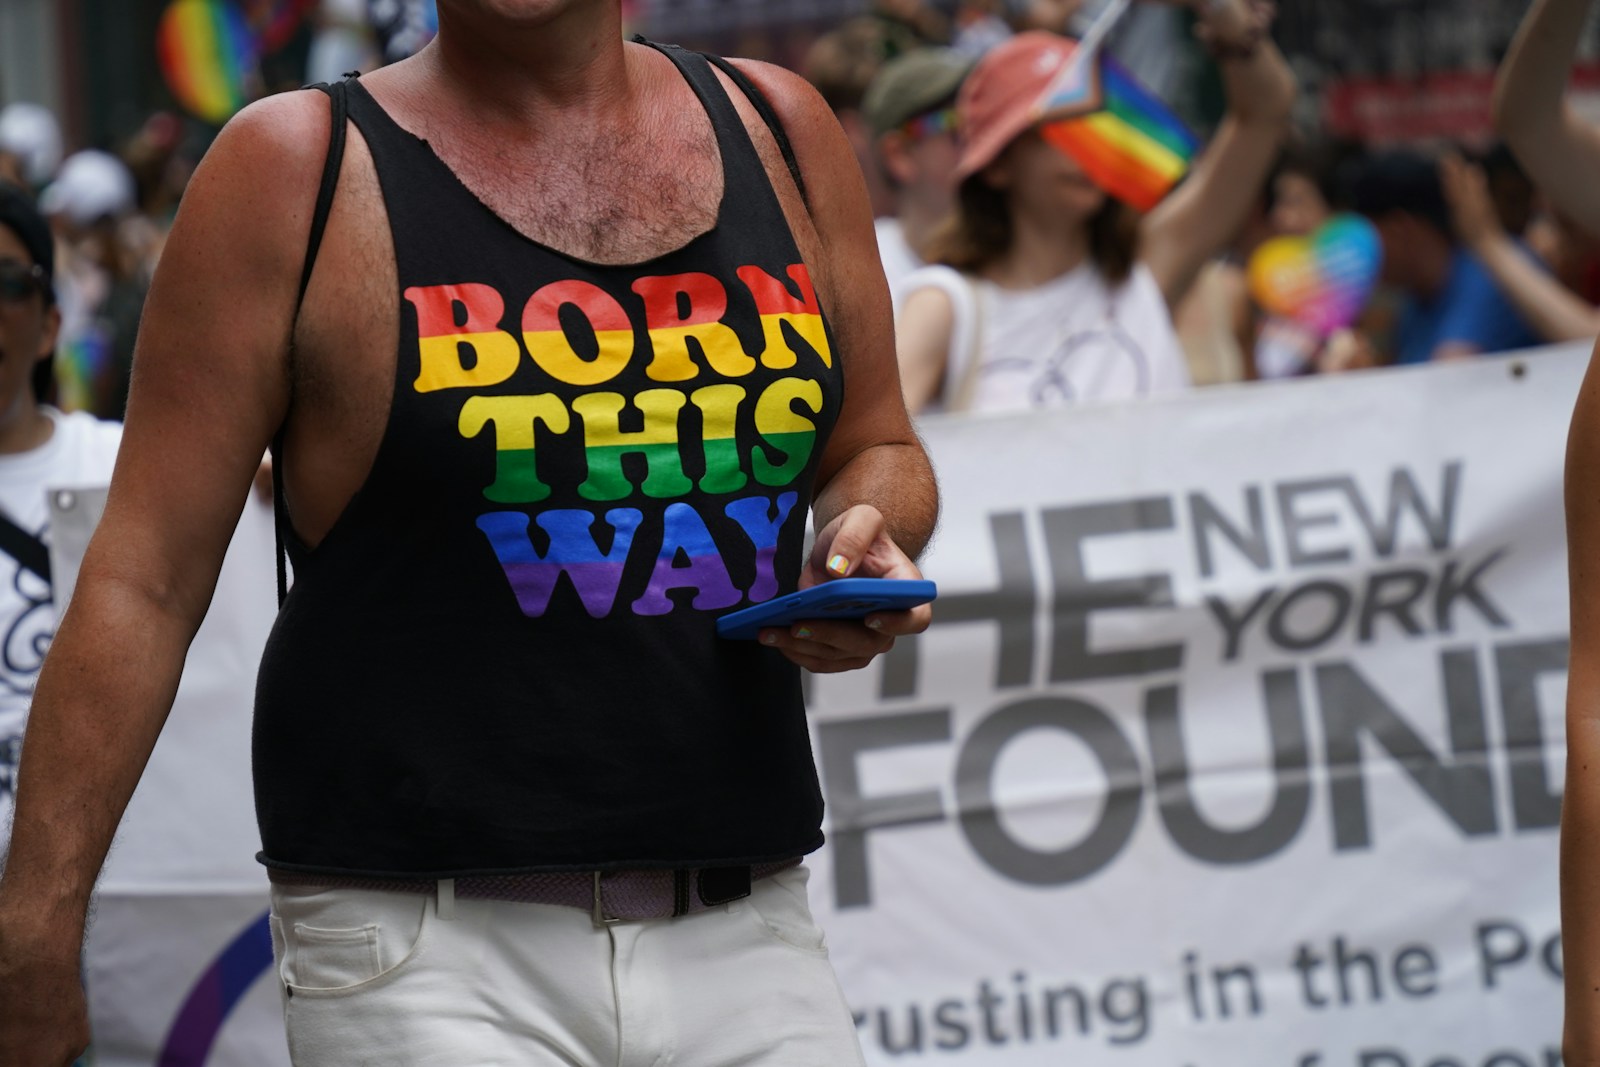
[269,858,802,928]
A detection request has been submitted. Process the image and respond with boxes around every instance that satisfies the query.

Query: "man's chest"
[283,109,789,547]
[424,117,724,265]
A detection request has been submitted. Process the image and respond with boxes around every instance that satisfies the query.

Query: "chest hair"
[426,104,723,265]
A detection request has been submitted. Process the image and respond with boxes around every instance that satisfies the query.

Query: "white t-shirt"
[875,217,926,315]
[0,408,121,824]
[904,261,1192,413]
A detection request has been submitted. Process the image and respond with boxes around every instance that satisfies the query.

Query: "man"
[0,2,937,1063]
[862,47,971,310]
[1352,150,1542,364]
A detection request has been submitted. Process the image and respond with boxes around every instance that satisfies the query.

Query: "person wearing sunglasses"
[864,47,973,313]
[0,180,122,889]
[896,0,1294,414]
[0,191,57,423]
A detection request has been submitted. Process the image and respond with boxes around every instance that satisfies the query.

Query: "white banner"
[74,347,1581,1065]
[807,348,1579,1067]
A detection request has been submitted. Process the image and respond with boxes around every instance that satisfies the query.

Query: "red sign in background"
[1323,64,1600,147]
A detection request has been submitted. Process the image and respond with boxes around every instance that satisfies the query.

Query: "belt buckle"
[592,871,623,928]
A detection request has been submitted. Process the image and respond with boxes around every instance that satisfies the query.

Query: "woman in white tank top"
[896,6,1295,415]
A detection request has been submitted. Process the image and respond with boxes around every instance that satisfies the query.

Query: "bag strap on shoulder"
[946,272,987,414]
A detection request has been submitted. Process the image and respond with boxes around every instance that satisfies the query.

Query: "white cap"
[39,150,137,226]
[0,102,63,187]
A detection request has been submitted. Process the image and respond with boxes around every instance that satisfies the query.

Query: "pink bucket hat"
[954,32,1083,182]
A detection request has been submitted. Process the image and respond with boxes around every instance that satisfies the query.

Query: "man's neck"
[423,2,630,124]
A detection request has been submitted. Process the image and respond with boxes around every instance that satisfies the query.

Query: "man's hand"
[759,504,933,673]
[0,919,90,1066]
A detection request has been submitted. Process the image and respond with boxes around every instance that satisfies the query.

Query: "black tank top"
[253,45,843,878]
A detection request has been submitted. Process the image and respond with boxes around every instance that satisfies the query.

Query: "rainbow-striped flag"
[1039,55,1197,213]
[157,0,258,127]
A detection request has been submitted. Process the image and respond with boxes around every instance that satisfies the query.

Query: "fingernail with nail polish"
[795,626,813,640]
[827,554,850,575]
[761,632,778,646]
[866,617,884,631]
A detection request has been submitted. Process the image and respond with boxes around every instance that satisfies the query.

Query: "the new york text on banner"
[806,346,1580,1067]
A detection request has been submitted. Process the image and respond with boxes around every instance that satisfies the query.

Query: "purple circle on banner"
[156,910,274,1067]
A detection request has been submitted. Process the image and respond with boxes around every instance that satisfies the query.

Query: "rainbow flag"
[157,0,258,127]
[1040,56,1197,213]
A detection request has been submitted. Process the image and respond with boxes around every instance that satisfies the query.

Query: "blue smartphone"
[716,578,938,640]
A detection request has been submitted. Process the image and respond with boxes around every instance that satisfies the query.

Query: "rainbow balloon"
[157,0,258,127]
[1248,214,1384,336]
[1040,56,1198,214]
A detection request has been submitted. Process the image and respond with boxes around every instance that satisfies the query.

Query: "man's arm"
[0,90,329,1063]
[731,60,939,673]
[1494,0,1600,237]
[1566,347,1600,1065]
[1140,0,1296,309]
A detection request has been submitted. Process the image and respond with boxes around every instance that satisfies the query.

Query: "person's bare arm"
[1566,346,1600,1065]
[1469,237,1599,343]
[733,60,939,673]
[1442,152,1600,344]
[896,284,956,413]
[1494,0,1600,237]
[0,90,328,1064]
[1140,0,1295,309]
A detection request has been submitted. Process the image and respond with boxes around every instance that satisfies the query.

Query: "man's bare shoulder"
[171,90,334,264]
[234,85,332,135]
[722,59,844,163]
[140,91,338,315]
[721,59,874,237]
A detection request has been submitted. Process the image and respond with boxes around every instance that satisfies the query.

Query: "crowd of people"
[802,0,1600,416]
[3,1,1596,426]
[0,104,197,421]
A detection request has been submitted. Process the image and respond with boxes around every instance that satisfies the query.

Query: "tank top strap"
[339,75,481,285]
[341,74,419,175]
[643,42,795,238]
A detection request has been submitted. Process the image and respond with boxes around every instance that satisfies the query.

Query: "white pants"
[268,865,867,1066]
